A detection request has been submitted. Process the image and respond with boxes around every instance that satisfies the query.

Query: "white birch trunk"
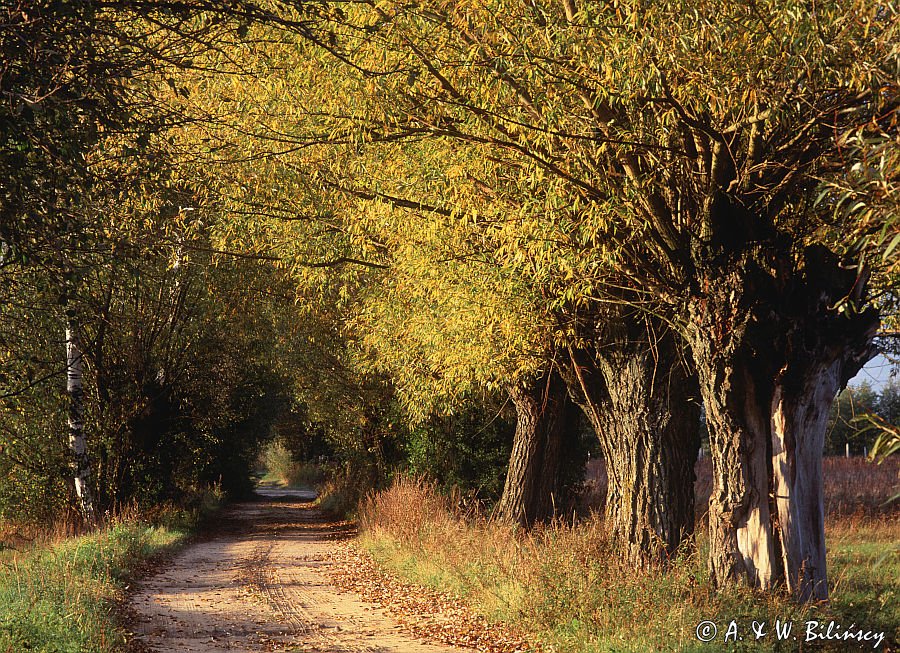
[67,317,96,524]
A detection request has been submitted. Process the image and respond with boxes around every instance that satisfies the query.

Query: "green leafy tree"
[878,377,900,425]
[255,0,896,599]
[825,382,880,456]
[865,377,900,465]
[0,0,334,522]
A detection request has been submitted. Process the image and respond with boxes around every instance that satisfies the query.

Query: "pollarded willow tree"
[307,0,896,598]
[167,35,586,526]
[338,137,702,553]
[351,204,584,527]
[180,0,898,598]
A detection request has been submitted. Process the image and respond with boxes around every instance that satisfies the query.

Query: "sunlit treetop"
[165,0,898,413]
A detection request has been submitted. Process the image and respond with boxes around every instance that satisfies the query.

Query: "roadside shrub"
[318,464,383,517]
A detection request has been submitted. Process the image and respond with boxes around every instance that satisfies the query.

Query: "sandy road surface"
[130,487,468,653]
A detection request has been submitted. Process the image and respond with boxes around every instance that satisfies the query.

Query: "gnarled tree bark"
[686,307,778,589]
[564,320,700,567]
[686,247,878,598]
[768,251,878,600]
[496,370,576,527]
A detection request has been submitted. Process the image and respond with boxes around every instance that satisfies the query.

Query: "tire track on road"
[131,487,469,653]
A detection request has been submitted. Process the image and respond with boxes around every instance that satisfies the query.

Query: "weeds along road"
[130,487,468,653]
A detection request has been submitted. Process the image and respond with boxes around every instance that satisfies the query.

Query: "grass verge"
[0,494,222,653]
[317,466,377,517]
[360,476,898,652]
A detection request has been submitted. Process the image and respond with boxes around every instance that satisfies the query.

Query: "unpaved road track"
[131,487,468,653]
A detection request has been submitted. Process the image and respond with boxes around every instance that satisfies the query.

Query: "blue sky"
[849,353,897,391]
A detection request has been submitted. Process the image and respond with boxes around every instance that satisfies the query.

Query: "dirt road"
[130,487,468,653]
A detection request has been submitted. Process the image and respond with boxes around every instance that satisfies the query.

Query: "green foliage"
[262,440,326,487]
[826,382,881,455]
[317,467,378,517]
[0,243,295,520]
[820,126,900,326]
[182,0,899,304]
[825,380,900,457]
[879,378,900,425]
[170,2,900,503]
[404,401,516,502]
[0,1,301,521]
[862,377,900,474]
[2,0,897,608]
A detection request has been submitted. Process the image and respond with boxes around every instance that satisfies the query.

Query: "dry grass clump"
[359,476,707,649]
[0,506,101,556]
[360,474,899,652]
[360,476,527,619]
[359,475,474,541]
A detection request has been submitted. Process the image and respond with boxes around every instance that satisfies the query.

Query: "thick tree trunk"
[686,249,878,598]
[770,360,840,601]
[770,323,876,600]
[565,327,700,567]
[496,372,573,527]
[687,326,779,589]
[66,313,97,525]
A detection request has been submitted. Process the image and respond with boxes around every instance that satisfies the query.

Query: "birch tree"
[62,281,97,524]
[0,0,299,520]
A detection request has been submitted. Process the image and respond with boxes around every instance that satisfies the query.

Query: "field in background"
[580,456,900,519]
[360,466,898,653]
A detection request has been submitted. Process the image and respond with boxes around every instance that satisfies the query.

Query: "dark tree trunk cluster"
[564,321,699,567]
[494,244,877,602]
[497,315,700,568]
[496,371,576,527]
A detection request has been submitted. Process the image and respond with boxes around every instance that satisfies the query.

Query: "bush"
[263,440,326,487]
[318,464,382,517]
[403,405,516,503]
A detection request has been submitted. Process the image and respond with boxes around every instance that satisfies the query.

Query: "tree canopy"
[1,0,897,604]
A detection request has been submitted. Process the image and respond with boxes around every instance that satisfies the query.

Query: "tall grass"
[0,496,220,653]
[360,475,898,652]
